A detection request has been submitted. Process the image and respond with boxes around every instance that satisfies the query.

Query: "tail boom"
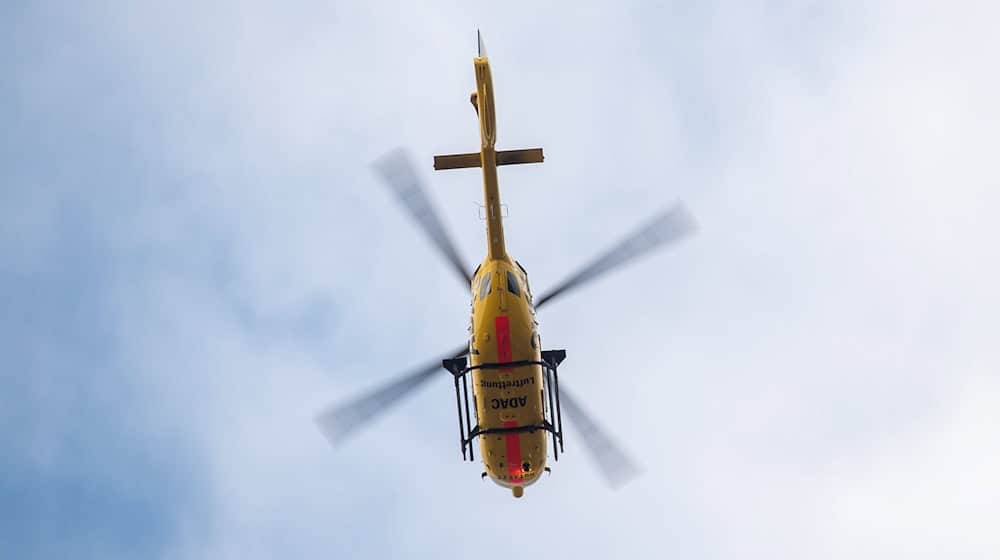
[432,43,543,262]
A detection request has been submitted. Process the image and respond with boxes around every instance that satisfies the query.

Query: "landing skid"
[442,350,567,462]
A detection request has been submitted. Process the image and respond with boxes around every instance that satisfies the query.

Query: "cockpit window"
[479,272,492,300]
[506,271,521,298]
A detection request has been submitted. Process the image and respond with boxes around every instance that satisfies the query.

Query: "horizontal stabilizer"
[434,152,481,170]
[497,148,544,166]
[434,148,544,170]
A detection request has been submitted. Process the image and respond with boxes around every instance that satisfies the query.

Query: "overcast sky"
[3,1,998,558]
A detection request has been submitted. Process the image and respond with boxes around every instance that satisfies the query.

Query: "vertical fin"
[478,29,488,58]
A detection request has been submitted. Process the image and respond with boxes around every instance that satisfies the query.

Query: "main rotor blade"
[559,385,642,489]
[316,344,468,446]
[373,148,472,286]
[535,204,696,309]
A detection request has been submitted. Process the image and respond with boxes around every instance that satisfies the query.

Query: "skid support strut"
[442,349,566,462]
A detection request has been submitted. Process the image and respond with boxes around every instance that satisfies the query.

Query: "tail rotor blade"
[316,345,468,446]
[373,148,472,286]
[535,203,696,309]
[559,385,642,489]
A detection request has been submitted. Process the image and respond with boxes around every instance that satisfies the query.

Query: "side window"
[514,261,532,301]
[471,264,482,301]
[506,271,521,298]
[479,272,492,300]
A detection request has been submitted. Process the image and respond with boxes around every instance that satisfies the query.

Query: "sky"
[2,1,998,558]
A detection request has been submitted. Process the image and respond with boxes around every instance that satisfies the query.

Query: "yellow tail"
[433,38,543,261]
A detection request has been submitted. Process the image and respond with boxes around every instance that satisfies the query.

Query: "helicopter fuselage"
[469,256,546,492]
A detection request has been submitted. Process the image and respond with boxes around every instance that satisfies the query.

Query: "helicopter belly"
[472,303,547,487]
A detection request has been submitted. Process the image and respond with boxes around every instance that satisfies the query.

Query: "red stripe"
[494,316,523,482]
[495,316,512,362]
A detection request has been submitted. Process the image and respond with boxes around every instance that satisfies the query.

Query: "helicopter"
[316,32,696,498]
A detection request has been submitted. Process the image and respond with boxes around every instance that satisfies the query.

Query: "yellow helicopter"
[317,32,696,498]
